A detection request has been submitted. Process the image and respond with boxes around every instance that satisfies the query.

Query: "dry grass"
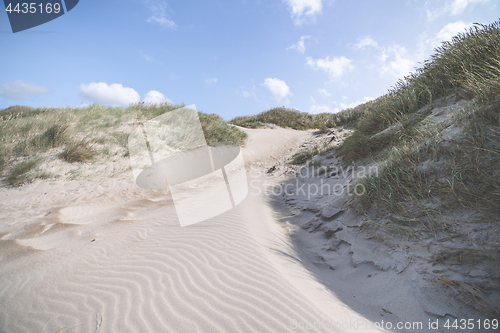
[292,141,334,164]
[354,100,500,234]
[328,21,500,231]
[6,158,41,186]
[230,107,320,130]
[430,275,500,315]
[337,21,500,164]
[328,21,500,316]
[59,139,95,163]
[198,113,247,146]
[0,103,247,186]
[229,106,364,130]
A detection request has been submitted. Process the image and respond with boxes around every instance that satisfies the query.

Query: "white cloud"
[205,77,218,84]
[143,90,173,104]
[310,96,374,114]
[309,104,338,114]
[379,45,415,80]
[0,81,49,100]
[354,36,378,49]
[426,0,489,20]
[139,51,154,62]
[428,21,472,48]
[339,96,373,110]
[309,97,333,113]
[261,78,292,102]
[285,0,323,25]
[449,0,489,15]
[79,82,141,107]
[143,0,176,29]
[318,88,331,97]
[287,36,310,54]
[309,97,338,113]
[306,56,354,81]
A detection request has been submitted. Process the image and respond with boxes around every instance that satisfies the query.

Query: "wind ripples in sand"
[0,186,340,333]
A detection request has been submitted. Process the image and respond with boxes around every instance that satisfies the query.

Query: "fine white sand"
[260,125,498,333]
[0,127,383,333]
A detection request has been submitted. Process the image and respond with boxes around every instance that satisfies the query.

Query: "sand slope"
[263,127,499,333]
[0,127,381,333]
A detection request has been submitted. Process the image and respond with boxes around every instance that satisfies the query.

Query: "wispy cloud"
[284,0,323,25]
[306,56,354,82]
[287,36,310,54]
[354,36,378,49]
[205,77,218,84]
[261,78,292,102]
[309,104,337,114]
[238,90,258,102]
[139,50,154,62]
[317,88,331,97]
[449,0,489,15]
[309,97,338,114]
[338,96,373,110]
[142,0,176,29]
[0,81,49,100]
[241,91,253,98]
[426,0,490,20]
[79,82,141,107]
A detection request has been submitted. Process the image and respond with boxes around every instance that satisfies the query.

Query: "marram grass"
[0,103,247,186]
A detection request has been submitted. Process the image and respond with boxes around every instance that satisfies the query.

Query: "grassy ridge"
[336,21,500,163]
[230,107,322,130]
[324,21,500,314]
[229,106,360,130]
[335,21,500,229]
[0,103,247,186]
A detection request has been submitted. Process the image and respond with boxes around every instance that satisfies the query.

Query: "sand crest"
[0,127,382,333]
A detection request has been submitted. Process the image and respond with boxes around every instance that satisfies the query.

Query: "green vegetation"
[230,107,320,130]
[229,104,366,130]
[13,124,69,156]
[292,141,334,164]
[0,103,247,186]
[6,158,41,186]
[230,106,359,130]
[356,101,500,227]
[199,113,247,146]
[318,22,500,314]
[337,21,500,164]
[59,139,96,163]
[330,21,500,231]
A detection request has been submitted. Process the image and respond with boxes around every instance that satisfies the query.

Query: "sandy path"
[0,127,380,333]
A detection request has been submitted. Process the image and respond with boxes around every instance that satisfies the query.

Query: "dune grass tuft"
[292,141,334,164]
[59,139,95,163]
[198,112,247,146]
[6,158,40,186]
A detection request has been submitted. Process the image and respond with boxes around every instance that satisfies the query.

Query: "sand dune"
[0,127,382,333]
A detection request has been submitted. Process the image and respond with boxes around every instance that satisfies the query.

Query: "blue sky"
[0,0,498,119]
